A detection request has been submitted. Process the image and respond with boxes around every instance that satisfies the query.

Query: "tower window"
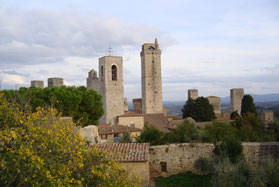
[112,65,117,81]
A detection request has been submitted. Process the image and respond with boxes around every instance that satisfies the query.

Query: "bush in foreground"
[0,94,137,186]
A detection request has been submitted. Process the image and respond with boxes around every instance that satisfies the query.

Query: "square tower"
[141,38,163,114]
[230,88,244,114]
[98,56,124,125]
[188,89,198,100]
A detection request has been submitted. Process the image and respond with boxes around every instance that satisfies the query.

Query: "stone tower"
[206,96,221,114]
[188,89,198,100]
[48,77,63,87]
[87,56,124,125]
[31,80,44,88]
[141,38,163,114]
[230,88,244,114]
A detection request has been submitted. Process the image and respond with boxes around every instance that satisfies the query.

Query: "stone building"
[31,80,44,88]
[48,77,63,87]
[118,112,144,129]
[133,98,142,113]
[95,143,150,186]
[188,89,198,100]
[230,88,244,114]
[87,56,124,125]
[141,38,163,114]
[206,96,221,114]
[99,125,142,143]
[261,110,274,125]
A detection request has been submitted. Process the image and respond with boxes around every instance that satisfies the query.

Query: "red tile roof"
[94,143,149,162]
[99,125,142,135]
[118,111,143,117]
[98,124,110,130]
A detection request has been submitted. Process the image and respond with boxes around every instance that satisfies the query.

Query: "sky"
[0,0,278,101]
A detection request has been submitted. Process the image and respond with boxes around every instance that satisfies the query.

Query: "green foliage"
[1,86,103,127]
[241,94,257,117]
[155,172,212,187]
[194,157,213,174]
[182,97,216,122]
[214,138,243,163]
[119,131,132,143]
[163,121,200,143]
[137,125,163,145]
[211,158,261,187]
[0,94,137,186]
[257,157,279,186]
[204,121,237,143]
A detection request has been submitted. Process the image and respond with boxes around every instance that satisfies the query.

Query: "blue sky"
[0,0,278,101]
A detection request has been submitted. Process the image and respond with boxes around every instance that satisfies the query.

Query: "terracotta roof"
[98,124,110,130]
[94,143,149,162]
[143,113,174,132]
[118,112,143,117]
[99,125,142,135]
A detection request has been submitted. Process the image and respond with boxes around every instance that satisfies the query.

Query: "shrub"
[211,158,261,187]
[257,157,279,186]
[194,157,213,174]
[119,131,132,143]
[137,125,163,145]
[214,138,243,163]
[0,94,137,186]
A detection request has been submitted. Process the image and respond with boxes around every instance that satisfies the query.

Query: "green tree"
[163,121,200,143]
[182,97,216,122]
[137,125,163,145]
[1,86,103,127]
[241,94,257,116]
[119,131,132,143]
[230,110,240,120]
[0,94,137,186]
[204,121,237,143]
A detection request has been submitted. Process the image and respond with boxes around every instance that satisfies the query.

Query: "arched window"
[111,65,117,81]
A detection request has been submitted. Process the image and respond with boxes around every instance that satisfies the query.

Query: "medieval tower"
[141,38,163,114]
[230,88,244,114]
[87,56,124,125]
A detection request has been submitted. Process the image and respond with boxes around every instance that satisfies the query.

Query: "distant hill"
[221,93,279,104]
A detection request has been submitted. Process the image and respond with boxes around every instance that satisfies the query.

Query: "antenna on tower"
[108,45,113,56]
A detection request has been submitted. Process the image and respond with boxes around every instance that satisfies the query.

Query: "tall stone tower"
[230,88,244,114]
[87,56,124,125]
[188,89,198,100]
[141,38,163,114]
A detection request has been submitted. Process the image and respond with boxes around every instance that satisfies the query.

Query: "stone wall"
[120,162,150,187]
[48,77,63,87]
[149,142,279,178]
[31,80,44,88]
[206,96,221,114]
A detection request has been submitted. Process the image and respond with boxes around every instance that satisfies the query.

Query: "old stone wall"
[120,162,150,187]
[149,142,279,178]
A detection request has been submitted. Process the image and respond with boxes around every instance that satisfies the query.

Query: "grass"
[155,172,212,187]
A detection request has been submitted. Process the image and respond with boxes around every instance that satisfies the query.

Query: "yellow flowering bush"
[0,94,137,186]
